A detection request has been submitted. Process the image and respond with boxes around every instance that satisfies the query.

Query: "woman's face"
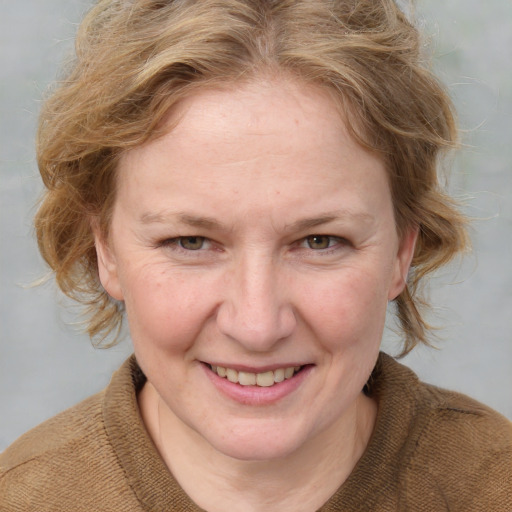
[96,78,416,461]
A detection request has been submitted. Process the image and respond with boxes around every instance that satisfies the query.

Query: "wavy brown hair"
[35,0,468,354]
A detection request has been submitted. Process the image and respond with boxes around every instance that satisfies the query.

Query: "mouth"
[206,363,305,387]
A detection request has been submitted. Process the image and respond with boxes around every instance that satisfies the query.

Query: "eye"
[177,236,206,250]
[157,235,220,261]
[304,235,339,250]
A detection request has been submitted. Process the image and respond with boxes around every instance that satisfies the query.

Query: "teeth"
[284,367,295,379]
[226,368,238,383]
[210,365,302,387]
[256,371,274,387]
[273,368,285,383]
[238,371,256,386]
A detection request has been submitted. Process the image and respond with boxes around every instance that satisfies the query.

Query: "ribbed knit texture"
[1,353,511,511]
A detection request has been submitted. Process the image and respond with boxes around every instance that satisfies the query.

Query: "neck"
[138,383,376,512]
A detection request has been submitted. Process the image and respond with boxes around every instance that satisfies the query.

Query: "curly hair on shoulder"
[35,0,468,354]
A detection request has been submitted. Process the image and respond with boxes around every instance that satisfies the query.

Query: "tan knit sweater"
[1,353,511,511]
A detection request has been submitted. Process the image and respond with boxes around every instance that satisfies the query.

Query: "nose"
[216,254,297,351]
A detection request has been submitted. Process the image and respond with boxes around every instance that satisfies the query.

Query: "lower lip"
[202,364,313,406]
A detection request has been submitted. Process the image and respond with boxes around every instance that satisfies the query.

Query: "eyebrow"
[284,210,374,232]
[139,209,373,231]
[140,212,225,231]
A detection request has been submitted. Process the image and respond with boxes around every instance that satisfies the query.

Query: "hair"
[35,0,468,355]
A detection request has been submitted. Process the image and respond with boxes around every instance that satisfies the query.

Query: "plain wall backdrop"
[1,0,511,450]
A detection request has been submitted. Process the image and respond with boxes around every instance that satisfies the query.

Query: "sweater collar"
[103,352,421,511]
[103,355,204,511]
[320,352,421,510]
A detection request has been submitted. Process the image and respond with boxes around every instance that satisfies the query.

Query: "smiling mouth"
[207,364,304,387]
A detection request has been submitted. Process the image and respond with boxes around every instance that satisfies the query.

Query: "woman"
[1,0,511,510]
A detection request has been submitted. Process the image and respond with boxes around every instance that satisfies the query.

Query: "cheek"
[121,267,219,352]
[299,265,390,349]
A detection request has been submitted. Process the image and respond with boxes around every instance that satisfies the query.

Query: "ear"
[388,226,418,301]
[91,221,124,301]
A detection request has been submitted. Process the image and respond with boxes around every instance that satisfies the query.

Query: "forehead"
[114,77,392,229]
[121,77,376,176]
[172,77,340,133]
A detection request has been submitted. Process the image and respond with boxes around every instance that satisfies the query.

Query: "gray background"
[1,0,511,451]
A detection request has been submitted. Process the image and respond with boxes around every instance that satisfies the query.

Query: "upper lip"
[202,361,310,373]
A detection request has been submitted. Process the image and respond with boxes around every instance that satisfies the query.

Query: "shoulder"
[375,353,511,452]
[0,392,114,511]
[414,380,512,464]
[366,354,512,510]
[421,381,512,436]
[391,360,512,510]
[0,360,142,511]
[0,391,104,473]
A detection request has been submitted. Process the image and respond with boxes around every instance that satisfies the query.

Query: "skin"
[95,77,417,511]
